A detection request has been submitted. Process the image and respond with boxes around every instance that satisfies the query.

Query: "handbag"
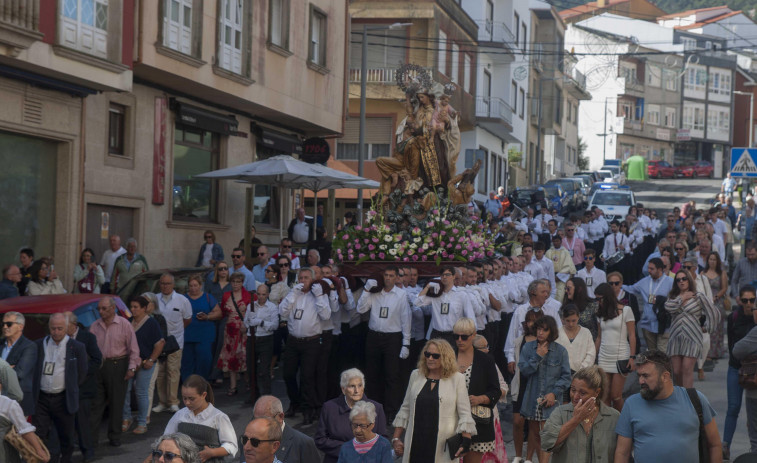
[471,404,493,425]
[615,308,631,376]
[4,425,50,463]
[177,422,231,463]
[444,433,471,460]
[77,266,96,294]
[738,355,757,390]
[652,295,671,334]
[686,388,711,463]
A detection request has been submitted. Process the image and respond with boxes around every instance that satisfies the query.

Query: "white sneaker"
[152,404,167,413]
[512,458,522,463]
[169,404,180,412]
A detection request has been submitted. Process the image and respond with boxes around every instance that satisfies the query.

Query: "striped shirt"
[353,434,380,454]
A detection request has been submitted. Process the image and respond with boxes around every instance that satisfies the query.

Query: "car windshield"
[541,185,559,196]
[594,193,632,206]
[602,166,620,175]
[598,171,613,179]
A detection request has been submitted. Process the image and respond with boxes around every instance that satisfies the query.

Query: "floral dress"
[217,290,249,372]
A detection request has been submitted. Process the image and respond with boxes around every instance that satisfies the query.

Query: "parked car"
[575,171,603,183]
[601,165,625,185]
[116,267,215,303]
[545,179,583,212]
[509,187,547,212]
[0,294,131,340]
[647,160,676,179]
[676,160,714,178]
[587,189,636,222]
[569,175,594,198]
[538,183,568,216]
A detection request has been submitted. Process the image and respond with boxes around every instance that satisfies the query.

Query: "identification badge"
[569,249,574,257]
[43,362,55,376]
[648,295,656,304]
[294,309,303,320]
[441,303,450,315]
[586,277,593,286]
[379,307,389,318]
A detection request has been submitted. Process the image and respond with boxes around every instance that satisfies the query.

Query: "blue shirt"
[0,279,19,300]
[623,275,674,333]
[616,387,715,463]
[252,263,269,285]
[185,293,218,343]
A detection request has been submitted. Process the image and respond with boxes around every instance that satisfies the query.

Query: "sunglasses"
[152,450,180,462]
[217,266,228,271]
[742,298,757,304]
[278,263,290,267]
[265,269,275,273]
[281,245,292,248]
[683,265,696,270]
[635,353,667,368]
[675,247,684,251]
[455,334,471,341]
[424,351,441,359]
[2,321,17,328]
[608,281,621,286]
[584,256,594,260]
[676,277,688,283]
[257,253,267,256]
[232,255,243,258]
[204,235,213,239]
[240,435,278,448]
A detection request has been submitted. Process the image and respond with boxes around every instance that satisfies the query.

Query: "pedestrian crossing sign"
[730,148,757,177]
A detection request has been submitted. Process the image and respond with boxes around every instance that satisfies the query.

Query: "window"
[566,102,572,122]
[709,69,731,95]
[519,88,525,118]
[554,88,562,124]
[682,37,697,51]
[620,62,637,84]
[269,0,289,50]
[646,65,661,87]
[218,0,243,74]
[646,104,660,125]
[438,30,447,75]
[349,24,406,70]
[59,0,109,58]
[620,101,634,120]
[308,6,327,68]
[514,12,520,46]
[521,24,527,52]
[172,126,219,222]
[511,80,517,113]
[451,43,459,83]
[464,54,471,93]
[683,104,705,131]
[163,0,193,55]
[108,103,125,155]
[665,107,676,128]
[684,65,706,93]
[336,117,393,160]
[664,69,677,91]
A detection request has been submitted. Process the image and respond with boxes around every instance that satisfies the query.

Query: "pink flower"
[439,241,446,247]
[455,244,462,250]
[378,252,386,259]
[368,244,376,251]
[431,209,439,214]
[403,257,410,262]
[421,255,428,261]
[443,220,451,225]
[452,228,459,234]
[355,226,362,231]
[486,251,494,256]
[461,250,468,256]
[440,230,446,236]
[358,253,366,258]
[412,255,419,261]
[449,236,455,242]
[370,253,376,259]
[342,234,349,240]
[372,237,380,243]
[442,251,449,257]
[370,225,378,232]
[348,253,355,260]
[431,233,439,239]
[363,238,369,244]
[355,244,362,250]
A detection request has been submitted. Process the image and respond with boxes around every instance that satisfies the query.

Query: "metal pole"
[536,78,543,184]
[603,98,608,163]
[357,26,368,226]
[750,92,754,148]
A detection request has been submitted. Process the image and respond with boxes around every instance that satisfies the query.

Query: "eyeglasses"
[152,450,181,462]
[204,235,213,239]
[676,277,688,283]
[454,333,471,341]
[232,254,243,259]
[584,256,594,261]
[424,351,441,359]
[675,247,684,251]
[217,266,228,271]
[350,422,372,430]
[257,253,267,256]
[683,265,696,271]
[278,263,290,267]
[281,245,292,249]
[742,297,757,304]
[239,435,278,448]
[265,269,275,273]
[608,281,621,286]
[2,322,17,328]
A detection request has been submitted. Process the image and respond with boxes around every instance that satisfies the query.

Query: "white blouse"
[0,395,35,434]
[164,403,238,456]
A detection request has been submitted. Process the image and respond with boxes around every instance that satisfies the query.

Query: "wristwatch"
[129,368,136,372]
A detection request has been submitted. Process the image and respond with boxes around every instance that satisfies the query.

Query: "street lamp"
[734,90,755,147]
[358,22,411,225]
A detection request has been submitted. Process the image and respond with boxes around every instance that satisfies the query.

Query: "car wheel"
[656,171,662,179]
[692,171,697,179]
[709,170,713,178]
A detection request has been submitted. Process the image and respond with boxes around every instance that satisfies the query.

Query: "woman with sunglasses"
[150,432,199,463]
[337,401,393,463]
[196,230,224,268]
[563,277,598,340]
[162,376,236,462]
[518,315,571,463]
[510,309,543,463]
[453,318,501,463]
[540,365,620,463]
[217,273,251,396]
[392,339,475,463]
[594,283,635,411]
[723,285,757,460]
[665,269,720,388]
[673,241,688,271]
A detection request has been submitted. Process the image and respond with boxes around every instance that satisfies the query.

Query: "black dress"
[409,379,439,463]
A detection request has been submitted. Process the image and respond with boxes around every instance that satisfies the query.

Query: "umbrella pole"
[312,189,318,242]
[279,189,284,242]
[244,187,253,257]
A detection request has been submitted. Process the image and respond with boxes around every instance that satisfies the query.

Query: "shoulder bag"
[4,425,51,463]
[615,308,631,376]
[685,388,710,463]
[652,295,670,334]
[77,265,96,294]
[738,355,757,390]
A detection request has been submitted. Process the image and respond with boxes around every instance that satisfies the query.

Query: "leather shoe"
[285,406,298,418]
[109,439,121,447]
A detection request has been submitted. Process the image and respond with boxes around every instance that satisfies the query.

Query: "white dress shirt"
[279,288,331,338]
[504,302,563,363]
[603,232,629,258]
[357,286,411,346]
[535,257,557,297]
[416,286,476,332]
[464,285,489,331]
[164,404,238,456]
[245,300,280,337]
[576,266,607,298]
[524,259,547,280]
[40,335,69,394]
[99,247,126,281]
[158,291,193,349]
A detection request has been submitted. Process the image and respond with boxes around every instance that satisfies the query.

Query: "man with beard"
[614,350,722,462]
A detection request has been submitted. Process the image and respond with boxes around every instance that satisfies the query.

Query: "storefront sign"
[676,129,690,142]
[172,99,239,135]
[656,128,670,141]
[302,138,331,164]
[153,97,166,205]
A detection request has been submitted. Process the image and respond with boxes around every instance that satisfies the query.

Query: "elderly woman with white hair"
[315,368,388,463]
[150,432,200,463]
[337,401,393,463]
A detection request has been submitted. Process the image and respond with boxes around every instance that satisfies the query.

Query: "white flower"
[413,237,421,243]
[389,249,397,256]
[383,235,393,242]
[409,243,418,249]
[379,244,387,251]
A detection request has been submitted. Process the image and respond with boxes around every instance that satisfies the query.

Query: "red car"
[676,160,714,178]
[0,294,131,340]
[647,160,676,179]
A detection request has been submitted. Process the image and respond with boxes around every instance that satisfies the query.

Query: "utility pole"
[536,78,543,184]
[603,98,608,162]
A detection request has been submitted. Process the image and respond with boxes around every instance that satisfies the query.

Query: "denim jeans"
[725,366,745,445]
[123,363,155,426]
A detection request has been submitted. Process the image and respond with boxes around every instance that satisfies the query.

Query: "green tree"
[577,136,589,170]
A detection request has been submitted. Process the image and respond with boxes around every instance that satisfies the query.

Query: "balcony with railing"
[0,0,43,50]
[475,20,515,55]
[531,44,544,71]
[348,67,435,84]
[475,96,513,139]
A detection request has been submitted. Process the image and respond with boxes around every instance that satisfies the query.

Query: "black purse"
[444,433,471,460]
[652,295,670,334]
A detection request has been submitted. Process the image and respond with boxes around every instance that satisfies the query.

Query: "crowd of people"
[3,187,757,462]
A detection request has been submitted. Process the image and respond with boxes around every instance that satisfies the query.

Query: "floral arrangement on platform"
[333,199,495,265]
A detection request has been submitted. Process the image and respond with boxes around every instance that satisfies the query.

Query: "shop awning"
[171,99,239,135]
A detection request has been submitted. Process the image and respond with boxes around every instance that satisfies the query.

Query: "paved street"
[91,177,750,462]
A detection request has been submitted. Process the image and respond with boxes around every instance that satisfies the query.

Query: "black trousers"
[365,331,402,418]
[255,336,274,395]
[496,315,511,377]
[316,330,333,404]
[429,329,455,347]
[401,338,426,390]
[90,357,128,444]
[338,322,368,373]
[484,322,499,353]
[34,391,75,463]
[75,396,94,457]
[326,333,342,400]
[282,336,320,412]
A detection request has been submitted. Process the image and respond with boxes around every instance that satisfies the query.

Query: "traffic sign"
[730,148,757,177]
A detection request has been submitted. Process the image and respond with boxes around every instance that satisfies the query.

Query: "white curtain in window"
[218,0,243,73]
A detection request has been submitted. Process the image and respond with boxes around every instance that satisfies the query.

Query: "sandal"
[133,425,148,435]
[121,419,132,432]
[227,387,238,396]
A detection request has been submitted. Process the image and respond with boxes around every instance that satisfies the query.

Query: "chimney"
[597,0,607,8]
